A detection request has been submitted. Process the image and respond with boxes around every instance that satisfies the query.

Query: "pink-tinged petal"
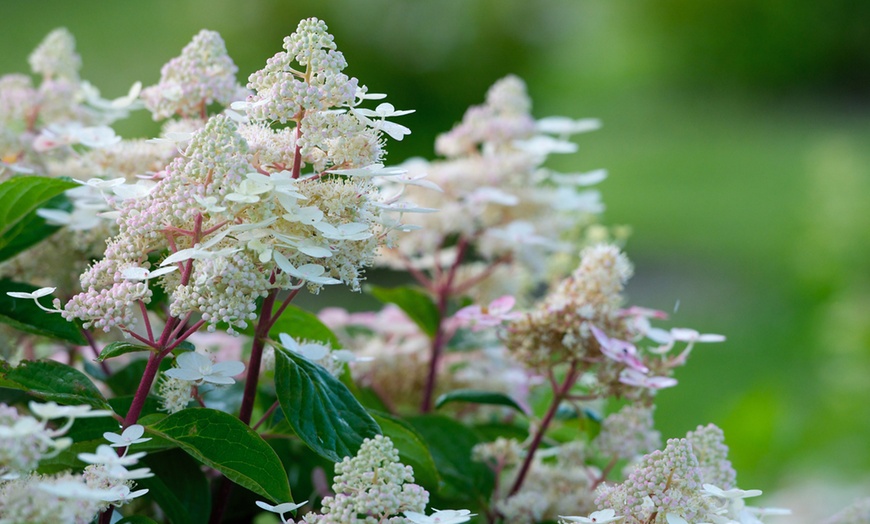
[619,306,668,320]
[619,368,677,390]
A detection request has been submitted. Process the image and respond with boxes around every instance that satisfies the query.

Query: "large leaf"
[1,359,110,409]
[269,304,341,347]
[368,285,440,338]
[116,517,160,524]
[97,341,154,362]
[274,349,381,462]
[0,191,71,263]
[138,449,211,524]
[0,176,77,257]
[435,389,527,415]
[148,408,292,504]
[370,411,440,491]
[408,414,494,502]
[0,279,86,344]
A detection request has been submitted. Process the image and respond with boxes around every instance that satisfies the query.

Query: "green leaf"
[368,285,440,338]
[267,304,341,347]
[1,359,110,409]
[138,449,211,524]
[148,407,292,504]
[370,411,440,490]
[275,349,381,462]
[0,192,71,263]
[0,176,77,258]
[97,341,154,362]
[408,414,494,501]
[0,279,86,344]
[435,389,527,415]
[116,517,161,524]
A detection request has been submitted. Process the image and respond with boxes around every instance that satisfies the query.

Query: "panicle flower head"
[141,29,246,119]
[303,435,429,523]
[28,28,81,80]
[63,21,418,335]
[384,74,606,303]
[505,244,633,370]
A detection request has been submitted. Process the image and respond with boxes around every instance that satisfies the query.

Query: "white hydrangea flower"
[164,351,245,386]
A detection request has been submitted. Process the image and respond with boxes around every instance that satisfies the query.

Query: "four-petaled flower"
[164,351,245,385]
[103,424,152,447]
[560,509,625,524]
[256,500,308,524]
[590,324,648,373]
[6,287,62,313]
[454,296,522,332]
[404,509,476,524]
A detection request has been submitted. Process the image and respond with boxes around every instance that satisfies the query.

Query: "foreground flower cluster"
[0,16,826,524]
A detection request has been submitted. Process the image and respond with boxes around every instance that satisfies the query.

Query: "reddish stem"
[122,351,165,427]
[420,237,469,413]
[508,361,581,496]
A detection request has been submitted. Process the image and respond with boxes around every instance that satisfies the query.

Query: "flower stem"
[123,351,164,427]
[420,237,469,413]
[507,361,581,496]
[238,289,278,425]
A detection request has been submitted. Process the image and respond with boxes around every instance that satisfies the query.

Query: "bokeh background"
[2,1,869,520]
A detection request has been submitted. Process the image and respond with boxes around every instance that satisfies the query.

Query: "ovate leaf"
[275,349,380,462]
[97,341,154,362]
[0,176,77,260]
[368,285,439,337]
[435,389,527,415]
[370,411,440,490]
[0,279,86,344]
[138,449,211,524]
[1,359,110,409]
[148,408,292,503]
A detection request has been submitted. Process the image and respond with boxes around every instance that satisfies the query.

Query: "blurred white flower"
[103,424,151,447]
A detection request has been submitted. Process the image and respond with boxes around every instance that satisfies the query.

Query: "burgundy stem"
[420,237,469,413]
[507,361,581,496]
[237,289,277,425]
[122,351,165,428]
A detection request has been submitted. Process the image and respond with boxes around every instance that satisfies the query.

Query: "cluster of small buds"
[595,437,713,524]
[595,404,662,461]
[380,74,606,302]
[302,435,429,523]
[245,18,357,124]
[495,441,599,524]
[472,437,526,469]
[141,29,247,120]
[685,424,737,490]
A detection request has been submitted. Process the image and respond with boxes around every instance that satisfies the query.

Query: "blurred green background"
[3,0,869,518]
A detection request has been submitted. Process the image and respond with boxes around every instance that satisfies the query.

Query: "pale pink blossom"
[454,295,522,332]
